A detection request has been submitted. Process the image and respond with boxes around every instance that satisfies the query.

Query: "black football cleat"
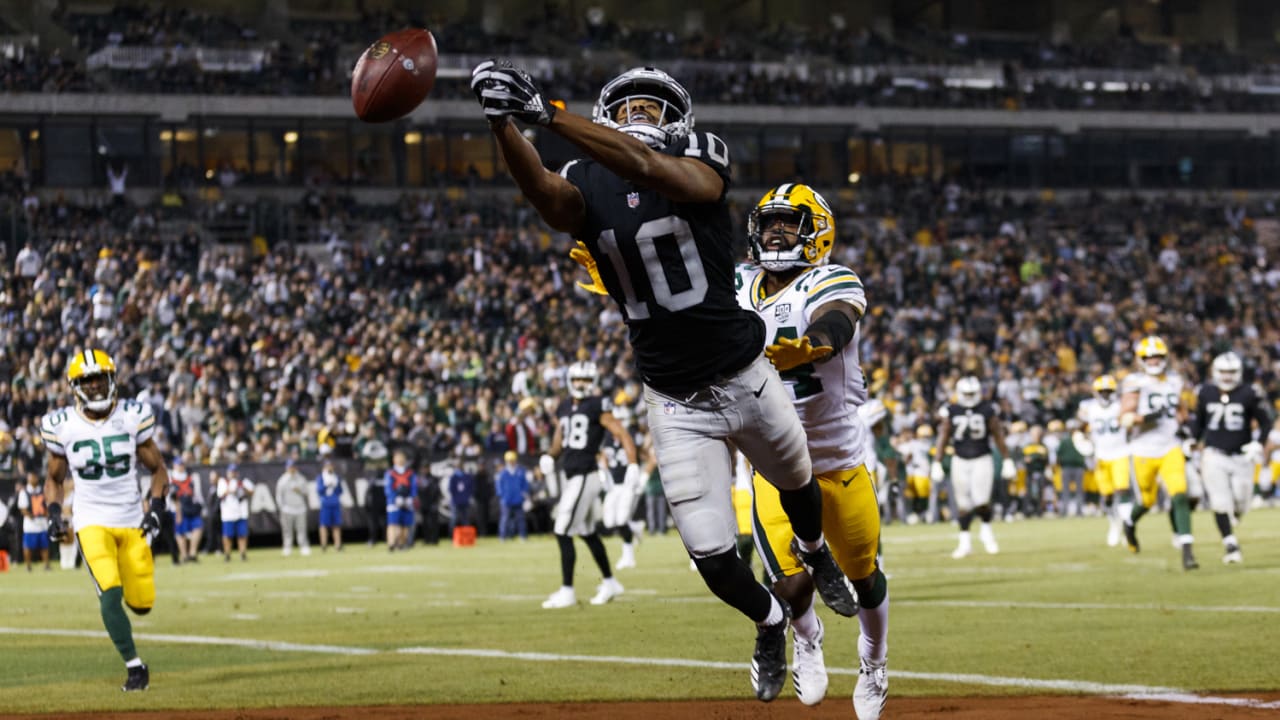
[122,663,149,692]
[1123,523,1140,553]
[751,594,790,702]
[1181,544,1199,571]
[792,539,859,617]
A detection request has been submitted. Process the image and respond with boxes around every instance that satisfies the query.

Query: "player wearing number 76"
[473,60,857,701]
[40,349,171,692]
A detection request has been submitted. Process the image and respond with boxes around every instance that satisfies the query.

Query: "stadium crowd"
[2,178,1280,494]
[7,7,1280,112]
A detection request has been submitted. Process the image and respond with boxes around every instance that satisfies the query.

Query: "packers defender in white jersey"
[734,183,888,719]
[42,349,171,691]
[1076,375,1127,546]
[1118,336,1198,570]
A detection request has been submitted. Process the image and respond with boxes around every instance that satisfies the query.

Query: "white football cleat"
[541,587,577,609]
[590,577,624,605]
[1106,518,1122,547]
[951,533,972,559]
[615,544,636,570]
[853,656,888,720]
[791,617,828,706]
[1223,543,1243,564]
[978,524,999,554]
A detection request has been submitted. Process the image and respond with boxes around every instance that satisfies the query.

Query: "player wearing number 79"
[931,375,1015,560]
[472,60,857,701]
[40,349,170,692]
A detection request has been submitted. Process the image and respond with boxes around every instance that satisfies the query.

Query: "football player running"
[1076,375,1128,546]
[1189,352,1270,564]
[734,184,888,717]
[1119,336,1198,570]
[539,362,636,608]
[41,349,171,692]
[932,376,1015,559]
[473,61,856,701]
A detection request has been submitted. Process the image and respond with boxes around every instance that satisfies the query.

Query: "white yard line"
[2,626,1277,709]
[893,599,1280,613]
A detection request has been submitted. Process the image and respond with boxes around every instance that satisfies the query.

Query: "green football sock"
[99,587,137,662]
[1170,494,1192,536]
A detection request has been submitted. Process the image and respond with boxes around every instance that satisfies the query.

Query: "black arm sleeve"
[806,309,856,352]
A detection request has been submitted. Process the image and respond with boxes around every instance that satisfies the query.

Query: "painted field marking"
[893,599,1280,613]
[0,627,377,656]
[3,627,1277,709]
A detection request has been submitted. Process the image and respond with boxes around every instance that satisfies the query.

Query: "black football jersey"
[561,131,764,395]
[558,395,610,476]
[603,433,630,486]
[945,402,998,459]
[1192,384,1270,454]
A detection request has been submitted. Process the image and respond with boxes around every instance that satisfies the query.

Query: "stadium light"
[848,172,861,184]
[284,131,298,144]
[404,131,422,145]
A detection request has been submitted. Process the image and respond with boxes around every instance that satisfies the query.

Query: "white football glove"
[539,454,560,497]
[930,461,945,483]
[1001,459,1017,481]
[624,463,642,492]
[1242,441,1264,465]
[1071,431,1094,457]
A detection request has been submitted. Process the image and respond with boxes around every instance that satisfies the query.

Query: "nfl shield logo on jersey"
[663,401,676,415]
[627,192,640,209]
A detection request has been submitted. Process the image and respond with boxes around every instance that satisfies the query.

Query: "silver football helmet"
[567,361,599,399]
[956,376,982,408]
[1211,351,1242,391]
[591,67,693,148]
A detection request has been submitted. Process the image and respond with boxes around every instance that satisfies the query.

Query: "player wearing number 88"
[932,376,1014,560]
[40,348,171,691]
[474,60,857,697]
[1118,335,1198,569]
[539,361,637,608]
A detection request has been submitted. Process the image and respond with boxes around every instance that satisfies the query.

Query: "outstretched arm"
[546,111,723,204]
[489,118,585,234]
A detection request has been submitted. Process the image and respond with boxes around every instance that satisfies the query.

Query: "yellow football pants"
[752,464,880,584]
[1129,449,1187,508]
[1093,458,1128,497]
[77,526,155,611]
[904,474,930,500]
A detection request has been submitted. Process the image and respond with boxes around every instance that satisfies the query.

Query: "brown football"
[351,28,438,123]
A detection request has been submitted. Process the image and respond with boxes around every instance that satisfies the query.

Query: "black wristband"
[148,497,166,514]
[807,309,856,352]
[48,502,62,517]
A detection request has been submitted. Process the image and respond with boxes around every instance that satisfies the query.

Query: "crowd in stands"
[4,177,1280,490]
[6,6,1280,111]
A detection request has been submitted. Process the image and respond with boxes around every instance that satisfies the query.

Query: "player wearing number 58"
[1117,336,1199,570]
[40,349,171,692]
[474,59,856,702]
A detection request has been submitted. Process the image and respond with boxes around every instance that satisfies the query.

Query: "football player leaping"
[41,349,171,691]
[734,184,888,719]
[1189,352,1271,564]
[1118,336,1198,570]
[475,60,856,704]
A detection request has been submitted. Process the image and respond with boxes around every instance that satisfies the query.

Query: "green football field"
[3,508,1279,714]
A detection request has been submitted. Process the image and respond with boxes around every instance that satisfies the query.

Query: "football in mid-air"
[351,28,438,123]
